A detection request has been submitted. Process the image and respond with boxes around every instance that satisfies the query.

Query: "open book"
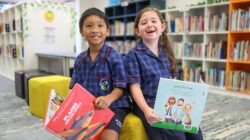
[152,78,208,134]
[44,83,114,140]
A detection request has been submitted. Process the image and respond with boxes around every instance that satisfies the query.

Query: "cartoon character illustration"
[173,98,185,125]
[58,111,106,140]
[164,96,176,123]
[183,104,192,126]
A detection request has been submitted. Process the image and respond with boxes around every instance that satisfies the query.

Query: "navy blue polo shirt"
[126,41,178,106]
[70,43,130,109]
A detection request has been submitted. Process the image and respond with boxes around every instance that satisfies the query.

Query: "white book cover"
[152,78,209,134]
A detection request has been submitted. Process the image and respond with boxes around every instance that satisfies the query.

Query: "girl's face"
[136,11,166,42]
[81,15,109,48]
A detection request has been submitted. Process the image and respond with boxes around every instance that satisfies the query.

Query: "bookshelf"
[166,0,229,89]
[104,0,250,95]
[105,0,165,54]
[0,2,75,80]
[227,0,250,94]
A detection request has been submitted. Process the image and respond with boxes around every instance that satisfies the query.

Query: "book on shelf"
[231,7,250,31]
[229,71,250,92]
[44,83,114,140]
[230,40,250,61]
[152,78,209,134]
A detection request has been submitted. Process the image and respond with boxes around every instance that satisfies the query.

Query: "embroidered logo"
[99,79,110,91]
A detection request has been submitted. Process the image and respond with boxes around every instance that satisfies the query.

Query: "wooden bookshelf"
[226,0,250,94]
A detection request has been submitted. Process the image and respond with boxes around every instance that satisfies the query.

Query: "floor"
[0,75,250,140]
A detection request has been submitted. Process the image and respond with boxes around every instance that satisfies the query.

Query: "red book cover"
[44,83,114,140]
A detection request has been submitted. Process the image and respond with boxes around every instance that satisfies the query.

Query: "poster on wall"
[44,26,55,44]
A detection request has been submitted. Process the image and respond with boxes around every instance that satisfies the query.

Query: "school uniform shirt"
[126,40,178,106]
[70,43,130,109]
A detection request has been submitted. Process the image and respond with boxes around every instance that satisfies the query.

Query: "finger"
[94,98,101,107]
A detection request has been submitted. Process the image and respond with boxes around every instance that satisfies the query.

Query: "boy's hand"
[95,96,112,109]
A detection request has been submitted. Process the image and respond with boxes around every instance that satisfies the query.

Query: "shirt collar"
[135,40,164,60]
[81,43,109,61]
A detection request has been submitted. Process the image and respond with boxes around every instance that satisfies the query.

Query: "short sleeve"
[108,50,127,89]
[126,51,141,83]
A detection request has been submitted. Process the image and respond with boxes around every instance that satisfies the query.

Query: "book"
[44,89,65,126]
[152,78,209,134]
[44,83,114,140]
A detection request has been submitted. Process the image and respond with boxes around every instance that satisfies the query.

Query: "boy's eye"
[85,24,91,28]
[98,24,105,27]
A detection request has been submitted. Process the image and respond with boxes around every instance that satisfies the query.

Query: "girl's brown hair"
[134,7,177,76]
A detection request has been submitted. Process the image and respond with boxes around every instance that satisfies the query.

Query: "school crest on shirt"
[99,79,110,91]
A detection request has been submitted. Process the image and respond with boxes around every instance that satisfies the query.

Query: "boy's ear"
[80,30,84,38]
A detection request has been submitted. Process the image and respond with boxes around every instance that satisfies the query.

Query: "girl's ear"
[161,22,167,32]
[134,28,140,37]
[107,28,110,36]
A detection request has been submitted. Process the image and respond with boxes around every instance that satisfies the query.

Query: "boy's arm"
[95,88,123,109]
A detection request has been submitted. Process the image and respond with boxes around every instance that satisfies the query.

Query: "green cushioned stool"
[29,75,71,119]
[119,113,149,140]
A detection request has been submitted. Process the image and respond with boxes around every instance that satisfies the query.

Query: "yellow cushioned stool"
[29,75,70,119]
[119,113,149,140]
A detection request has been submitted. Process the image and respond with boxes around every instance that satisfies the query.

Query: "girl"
[70,8,130,140]
[126,7,203,140]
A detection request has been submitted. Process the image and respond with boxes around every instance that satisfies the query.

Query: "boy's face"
[80,15,109,48]
[136,11,166,42]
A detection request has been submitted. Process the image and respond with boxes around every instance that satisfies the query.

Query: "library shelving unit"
[165,0,230,90]
[105,0,165,54]
[226,0,250,94]
[0,2,76,80]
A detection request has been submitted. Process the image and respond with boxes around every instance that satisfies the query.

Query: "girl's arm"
[130,83,161,124]
[95,88,123,109]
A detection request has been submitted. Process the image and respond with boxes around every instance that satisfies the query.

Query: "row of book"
[110,21,134,36]
[228,71,250,92]
[208,12,228,32]
[0,24,3,33]
[0,18,23,33]
[0,44,24,58]
[184,42,202,58]
[183,64,202,83]
[205,41,227,59]
[230,40,250,61]
[230,7,250,31]
[172,41,183,58]
[106,40,136,54]
[205,68,226,88]
[187,15,204,32]
[169,16,184,33]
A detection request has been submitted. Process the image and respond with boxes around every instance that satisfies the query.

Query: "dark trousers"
[185,127,203,140]
[133,105,186,140]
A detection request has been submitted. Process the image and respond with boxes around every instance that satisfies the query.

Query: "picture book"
[44,83,114,140]
[44,89,65,126]
[152,78,209,134]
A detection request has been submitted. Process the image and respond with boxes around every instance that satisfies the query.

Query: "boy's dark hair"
[79,8,109,32]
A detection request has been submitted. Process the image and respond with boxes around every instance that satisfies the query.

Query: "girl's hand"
[94,96,112,109]
[143,107,162,124]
